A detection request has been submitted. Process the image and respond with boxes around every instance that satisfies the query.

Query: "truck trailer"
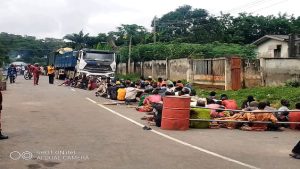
[48,48,116,79]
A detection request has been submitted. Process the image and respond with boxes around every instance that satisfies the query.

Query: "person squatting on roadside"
[0,89,8,140]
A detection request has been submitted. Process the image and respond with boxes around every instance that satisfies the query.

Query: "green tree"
[63,30,90,49]
[114,24,148,73]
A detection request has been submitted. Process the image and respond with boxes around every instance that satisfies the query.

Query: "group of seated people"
[95,76,194,106]
[196,92,300,131]
[59,74,98,90]
[59,75,300,131]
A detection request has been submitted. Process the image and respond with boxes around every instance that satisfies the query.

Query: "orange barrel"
[289,111,300,130]
[161,96,191,130]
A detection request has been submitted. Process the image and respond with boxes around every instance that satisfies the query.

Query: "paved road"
[0,77,299,169]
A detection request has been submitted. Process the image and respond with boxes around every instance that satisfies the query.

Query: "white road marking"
[86,97,97,104]
[85,97,260,169]
[70,88,76,92]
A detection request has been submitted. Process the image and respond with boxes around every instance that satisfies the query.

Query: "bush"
[117,42,256,62]
[285,79,300,87]
[115,73,140,82]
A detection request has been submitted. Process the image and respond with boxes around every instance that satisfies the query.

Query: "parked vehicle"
[24,70,32,80]
[48,48,116,79]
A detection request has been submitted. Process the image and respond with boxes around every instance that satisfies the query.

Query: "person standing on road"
[7,64,17,84]
[31,63,41,85]
[0,89,8,140]
[47,64,55,84]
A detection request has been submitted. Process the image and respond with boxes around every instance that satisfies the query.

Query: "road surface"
[0,76,299,169]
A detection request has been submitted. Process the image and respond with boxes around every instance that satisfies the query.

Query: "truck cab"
[77,49,116,78]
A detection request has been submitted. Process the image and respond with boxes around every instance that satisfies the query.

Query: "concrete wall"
[134,62,142,75]
[242,59,262,88]
[257,39,288,58]
[117,63,127,74]
[168,58,191,81]
[152,60,167,79]
[143,61,152,78]
[262,58,300,86]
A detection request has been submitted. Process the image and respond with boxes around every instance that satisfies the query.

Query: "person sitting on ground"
[144,82,152,90]
[243,101,259,111]
[117,85,126,101]
[137,88,162,112]
[208,91,217,100]
[196,99,206,107]
[78,74,88,89]
[88,76,97,90]
[159,83,167,95]
[277,99,290,123]
[264,100,277,111]
[143,88,162,105]
[138,88,152,107]
[95,79,107,97]
[74,75,82,88]
[108,81,121,100]
[166,83,174,92]
[145,76,153,83]
[174,86,183,96]
[241,95,255,109]
[220,94,238,114]
[164,91,175,96]
[176,80,184,88]
[125,83,138,105]
[206,98,221,118]
[242,101,278,131]
[58,77,73,86]
[179,87,191,97]
[157,77,163,87]
[290,141,300,159]
[289,103,300,130]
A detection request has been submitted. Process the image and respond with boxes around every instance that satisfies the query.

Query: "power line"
[250,0,290,13]
[226,0,272,13]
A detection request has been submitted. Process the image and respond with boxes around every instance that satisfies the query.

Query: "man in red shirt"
[0,89,8,140]
[31,63,41,85]
[220,94,238,114]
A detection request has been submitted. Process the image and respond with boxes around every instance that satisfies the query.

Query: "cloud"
[0,0,298,39]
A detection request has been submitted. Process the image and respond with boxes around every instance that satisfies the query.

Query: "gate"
[231,57,241,90]
[193,58,226,89]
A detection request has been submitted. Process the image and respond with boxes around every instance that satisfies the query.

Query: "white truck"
[50,48,116,79]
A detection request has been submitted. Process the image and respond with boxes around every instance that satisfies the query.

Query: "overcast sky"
[0,0,297,39]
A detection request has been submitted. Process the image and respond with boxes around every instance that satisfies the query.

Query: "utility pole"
[153,16,157,44]
[128,36,132,74]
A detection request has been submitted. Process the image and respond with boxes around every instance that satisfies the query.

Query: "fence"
[117,57,300,90]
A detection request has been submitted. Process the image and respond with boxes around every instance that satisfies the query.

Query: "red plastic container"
[289,111,300,130]
[161,96,191,130]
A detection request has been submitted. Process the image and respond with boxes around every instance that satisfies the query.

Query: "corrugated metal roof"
[252,35,289,45]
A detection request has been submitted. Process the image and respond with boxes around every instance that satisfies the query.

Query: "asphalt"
[0,76,299,169]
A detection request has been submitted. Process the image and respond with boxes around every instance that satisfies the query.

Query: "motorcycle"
[24,70,33,80]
